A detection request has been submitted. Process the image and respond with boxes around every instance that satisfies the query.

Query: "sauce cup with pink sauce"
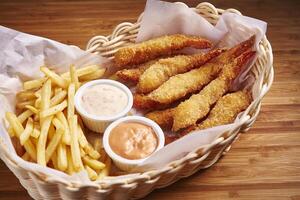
[74,79,133,133]
[103,116,165,171]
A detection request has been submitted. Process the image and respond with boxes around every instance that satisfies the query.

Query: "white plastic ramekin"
[74,79,133,133]
[103,116,165,172]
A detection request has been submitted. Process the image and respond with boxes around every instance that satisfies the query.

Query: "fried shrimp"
[133,94,158,110]
[172,51,255,131]
[183,90,252,134]
[136,49,225,94]
[133,61,221,109]
[114,34,212,67]
[116,59,160,84]
[145,108,175,130]
[133,36,255,109]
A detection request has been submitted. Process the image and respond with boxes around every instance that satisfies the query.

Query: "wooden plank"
[182,148,300,185]
[234,132,300,148]
[145,189,300,200]
[256,105,300,122]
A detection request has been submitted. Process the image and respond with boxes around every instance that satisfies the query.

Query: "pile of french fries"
[5,65,111,181]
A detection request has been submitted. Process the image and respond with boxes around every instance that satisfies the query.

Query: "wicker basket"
[0,2,273,200]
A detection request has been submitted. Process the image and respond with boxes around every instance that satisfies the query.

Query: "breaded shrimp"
[133,60,221,109]
[114,34,212,67]
[133,35,255,108]
[116,59,160,84]
[145,108,175,130]
[136,49,225,94]
[182,90,252,134]
[172,51,255,131]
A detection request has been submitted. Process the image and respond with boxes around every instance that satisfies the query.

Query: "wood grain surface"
[0,0,300,199]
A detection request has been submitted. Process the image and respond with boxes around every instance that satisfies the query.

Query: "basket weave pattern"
[0,2,273,200]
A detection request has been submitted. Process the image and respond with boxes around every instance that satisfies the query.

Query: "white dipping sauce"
[81,84,128,117]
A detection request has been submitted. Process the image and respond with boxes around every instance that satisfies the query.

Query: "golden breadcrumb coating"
[133,35,255,109]
[133,94,158,110]
[197,90,252,129]
[172,51,255,131]
[136,49,225,94]
[182,90,252,134]
[116,59,160,84]
[145,108,175,130]
[133,61,220,109]
[114,34,212,67]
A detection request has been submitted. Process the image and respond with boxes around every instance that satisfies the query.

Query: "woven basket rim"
[0,1,274,190]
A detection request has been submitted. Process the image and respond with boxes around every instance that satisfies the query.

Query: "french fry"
[85,165,98,181]
[16,100,35,109]
[40,79,52,111]
[35,88,54,98]
[37,78,53,165]
[46,127,63,163]
[40,67,67,89]
[48,123,56,140]
[70,65,80,90]
[57,143,68,171]
[37,115,53,166]
[34,89,41,98]
[67,84,75,120]
[20,117,34,145]
[23,77,47,90]
[31,122,40,138]
[69,115,83,171]
[36,88,55,99]
[84,145,100,160]
[22,152,31,161]
[80,147,86,157]
[97,157,111,179]
[77,125,100,159]
[35,97,41,109]
[52,117,63,129]
[66,147,75,175]
[5,112,37,161]
[25,105,39,114]
[77,125,88,148]
[18,110,34,123]
[54,87,62,95]
[17,91,36,101]
[56,112,71,145]
[40,100,67,118]
[79,68,106,82]
[61,65,99,79]
[82,155,105,171]
[7,127,15,137]
[50,90,67,107]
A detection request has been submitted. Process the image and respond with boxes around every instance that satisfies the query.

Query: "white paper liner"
[0,0,267,183]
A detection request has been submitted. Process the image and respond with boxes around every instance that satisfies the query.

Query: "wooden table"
[0,0,299,199]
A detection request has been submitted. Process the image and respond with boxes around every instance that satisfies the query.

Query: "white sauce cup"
[74,79,133,133]
[103,116,165,171]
